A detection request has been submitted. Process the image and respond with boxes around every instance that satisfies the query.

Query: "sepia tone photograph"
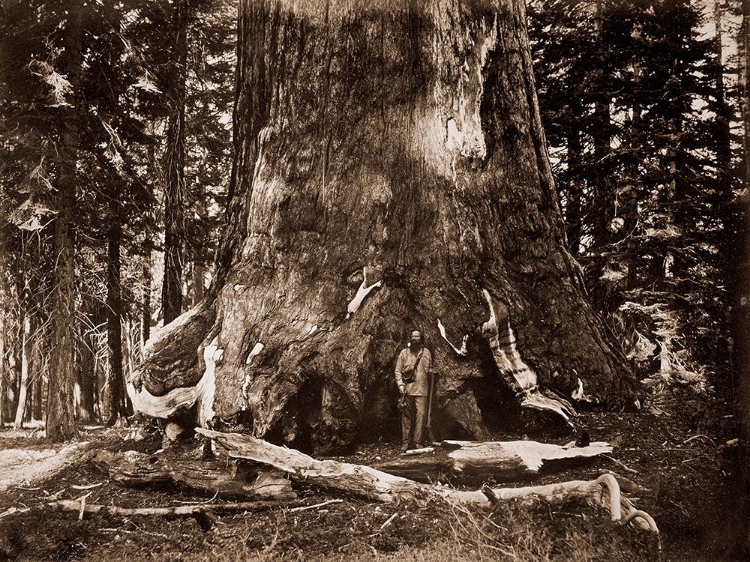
[0,0,748,560]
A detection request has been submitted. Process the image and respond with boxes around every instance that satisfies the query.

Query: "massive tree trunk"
[131,0,636,454]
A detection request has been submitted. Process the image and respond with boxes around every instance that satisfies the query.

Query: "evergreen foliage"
[528,0,740,391]
[0,0,235,430]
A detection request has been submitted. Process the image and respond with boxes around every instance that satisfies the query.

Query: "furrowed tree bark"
[46,1,82,442]
[0,304,5,427]
[132,0,636,453]
[161,0,192,326]
[0,233,6,427]
[106,194,127,426]
[736,0,750,552]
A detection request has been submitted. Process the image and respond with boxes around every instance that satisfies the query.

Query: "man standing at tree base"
[395,330,432,453]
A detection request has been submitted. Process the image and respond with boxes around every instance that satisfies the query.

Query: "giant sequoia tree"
[130,0,637,453]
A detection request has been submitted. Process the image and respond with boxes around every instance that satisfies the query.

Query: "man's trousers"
[401,394,428,447]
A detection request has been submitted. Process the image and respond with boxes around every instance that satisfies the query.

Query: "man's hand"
[397,394,407,411]
[398,383,405,395]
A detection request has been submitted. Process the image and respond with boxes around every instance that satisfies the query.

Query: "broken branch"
[196,429,658,534]
[49,499,301,519]
[288,499,343,512]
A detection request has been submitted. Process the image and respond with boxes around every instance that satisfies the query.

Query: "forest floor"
[0,385,746,562]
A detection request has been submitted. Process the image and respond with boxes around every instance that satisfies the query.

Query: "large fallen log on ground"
[373,440,612,483]
[0,442,94,492]
[92,449,295,501]
[197,429,428,503]
[196,429,657,533]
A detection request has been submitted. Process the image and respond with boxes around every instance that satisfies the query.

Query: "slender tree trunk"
[0,307,5,427]
[142,146,155,346]
[13,314,30,429]
[714,1,732,181]
[106,203,126,426]
[0,228,6,426]
[736,0,750,552]
[565,123,583,257]
[27,322,44,423]
[192,196,206,305]
[591,0,613,250]
[46,1,82,441]
[32,364,43,422]
[626,71,641,291]
[6,340,17,424]
[0,250,9,426]
[77,318,96,423]
[161,0,191,325]
[142,245,152,345]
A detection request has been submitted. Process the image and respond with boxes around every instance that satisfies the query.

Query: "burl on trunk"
[129,0,636,454]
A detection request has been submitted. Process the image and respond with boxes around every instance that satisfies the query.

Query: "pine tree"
[529,0,738,388]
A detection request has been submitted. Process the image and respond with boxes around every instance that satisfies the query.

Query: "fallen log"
[196,428,429,503]
[47,499,304,531]
[0,442,94,493]
[373,440,612,484]
[92,449,295,501]
[196,429,657,533]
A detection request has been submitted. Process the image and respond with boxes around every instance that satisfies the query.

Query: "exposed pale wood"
[404,446,435,455]
[376,440,613,484]
[126,381,198,420]
[197,429,657,533]
[442,474,658,533]
[288,499,343,512]
[0,442,93,492]
[49,499,300,519]
[480,290,576,425]
[3,499,305,524]
[197,428,426,503]
[126,334,221,425]
[92,449,295,501]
